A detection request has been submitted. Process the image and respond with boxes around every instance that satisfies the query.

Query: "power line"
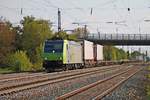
[50,0,89,27]
[93,0,118,8]
[0,4,19,10]
[63,0,89,16]
[43,0,58,8]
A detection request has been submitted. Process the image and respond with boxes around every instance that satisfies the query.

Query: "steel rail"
[0,65,125,96]
[93,67,143,100]
[56,66,141,100]
[0,65,121,83]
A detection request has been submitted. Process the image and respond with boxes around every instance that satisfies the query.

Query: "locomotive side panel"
[65,40,83,64]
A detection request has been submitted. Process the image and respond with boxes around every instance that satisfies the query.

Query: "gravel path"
[102,66,150,100]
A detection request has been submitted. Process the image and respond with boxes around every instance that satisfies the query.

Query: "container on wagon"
[95,44,103,61]
[83,40,94,66]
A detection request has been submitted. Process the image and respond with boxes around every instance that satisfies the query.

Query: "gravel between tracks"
[0,65,121,91]
[102,65,150,100]
[0,64,145,100]
[0,65,128,100]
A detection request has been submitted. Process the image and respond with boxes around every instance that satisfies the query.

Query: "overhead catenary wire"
[93,0,118,8]
[0,0,58,15]
[42,0,58,9]
[1,0,150,34]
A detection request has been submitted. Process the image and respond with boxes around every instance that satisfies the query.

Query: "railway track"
[56,65,143,100]
[0,65,120,81]
[0,72,44,80]
[0,65,129,96]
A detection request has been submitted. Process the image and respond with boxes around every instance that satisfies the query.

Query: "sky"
[1,0,150,54]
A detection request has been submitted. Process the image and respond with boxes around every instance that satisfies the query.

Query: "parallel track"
[0,65,121,82]
[56,65,142,100]
[0,65,126,96]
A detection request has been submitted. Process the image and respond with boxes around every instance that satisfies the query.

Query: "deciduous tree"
[0,21,16,63]
[21,16,53,62]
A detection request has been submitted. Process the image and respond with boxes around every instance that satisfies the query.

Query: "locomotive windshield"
[44,40,63,53]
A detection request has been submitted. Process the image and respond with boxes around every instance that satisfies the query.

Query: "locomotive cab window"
[44,40,63,53]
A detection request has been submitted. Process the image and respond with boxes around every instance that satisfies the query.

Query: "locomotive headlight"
[59,57,62,60]
[45,57,47,60]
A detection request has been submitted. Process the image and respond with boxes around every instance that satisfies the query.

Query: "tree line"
[0,16,144,72]
[0,16,86,72]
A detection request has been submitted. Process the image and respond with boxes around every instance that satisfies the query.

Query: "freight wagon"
[83,40,95,67]
[94,44,103,65]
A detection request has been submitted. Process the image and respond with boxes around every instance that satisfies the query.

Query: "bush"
[7,51,33,72]
[32,44,43,71]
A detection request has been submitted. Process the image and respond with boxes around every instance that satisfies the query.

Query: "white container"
[96,44,103,60]
[83,40,94,60]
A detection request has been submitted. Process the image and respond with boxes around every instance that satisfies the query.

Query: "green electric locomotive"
[42,40,83,72]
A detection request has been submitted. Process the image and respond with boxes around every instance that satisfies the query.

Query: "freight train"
[42,39,135,72]
[42,39,104,72]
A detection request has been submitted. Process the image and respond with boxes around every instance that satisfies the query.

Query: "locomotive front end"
[42,40,64,72]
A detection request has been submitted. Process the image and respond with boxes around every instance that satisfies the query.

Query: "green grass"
[0,67,14,74]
